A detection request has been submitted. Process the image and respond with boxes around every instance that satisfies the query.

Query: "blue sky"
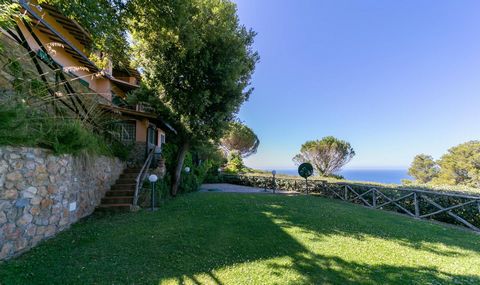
[233,0,480,170]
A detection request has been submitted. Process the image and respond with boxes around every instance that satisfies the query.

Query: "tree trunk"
[171,141,190,197]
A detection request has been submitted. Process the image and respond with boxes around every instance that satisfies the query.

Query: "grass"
[1,193,480,284]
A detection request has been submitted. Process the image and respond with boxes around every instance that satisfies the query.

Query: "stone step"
[105,190,135,197]
[102,196,134,204]
[111,184,136,191]
[115,178,136,184]
[96,204,131,212]
[119,173,138,179]
[123,168,142,174]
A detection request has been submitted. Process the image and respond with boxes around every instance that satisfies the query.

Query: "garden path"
[200,183,299,195]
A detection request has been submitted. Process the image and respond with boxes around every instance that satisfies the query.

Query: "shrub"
[42,121,94,155]
[0,103,123,157]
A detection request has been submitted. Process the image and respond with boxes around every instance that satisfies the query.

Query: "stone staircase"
[97,167,141,211]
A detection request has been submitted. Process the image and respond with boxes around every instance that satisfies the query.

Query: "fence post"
[344,185,348,201]
[264,178,267,192]
[414,192,420,218]
[372,189,376,208]
[294,180,297,192]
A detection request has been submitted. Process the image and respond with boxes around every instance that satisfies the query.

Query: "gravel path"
[200,183,299,195]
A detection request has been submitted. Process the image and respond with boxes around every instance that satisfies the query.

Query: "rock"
[25,153,36,160]
[37,186,48,196]
[0,160,8,173]
[44,225,56,237]
[35,165,47,175]
[0,211,7,224]
[25,161,36,170]
[30,206,40,216]
[14,181,26,191]
[49,215,60,225]
[47,185,57,194]
[6,172,22,181]
[0,242,13,260]
[16,213,33,226]
[0,201,11,212]
[26,224,37,237]
[31,235,43,246]
[9,153,20,160]
[4,182,14,189]
[40,199,54,209]
[22,186,37,198]
[1,189,18,200]
[36,226,47,236]
[14,198,29,208]
[15,238,28,251]
[31,196,42,206]
[14,161,23,169]
[5,224,20,239]
[35,174,49,185]
[47,162,59,174]
[0,174,4,188]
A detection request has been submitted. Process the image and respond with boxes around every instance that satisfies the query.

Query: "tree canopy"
[408,154,439,184]
[431,141,480,187]
[128,0,258,195]
[293,136,355,177]
[220,121,259,158]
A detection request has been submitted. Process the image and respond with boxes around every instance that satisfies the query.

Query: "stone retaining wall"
[0,147,125,260]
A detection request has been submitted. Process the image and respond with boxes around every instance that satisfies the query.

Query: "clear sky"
[233,0,480,170]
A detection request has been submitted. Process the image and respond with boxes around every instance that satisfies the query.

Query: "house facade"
[11,0,174,164]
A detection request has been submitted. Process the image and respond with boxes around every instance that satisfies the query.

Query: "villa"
[7,0,174,163]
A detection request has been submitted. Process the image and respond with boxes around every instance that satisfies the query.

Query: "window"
[115,121,136,144]
[160,134,166,145]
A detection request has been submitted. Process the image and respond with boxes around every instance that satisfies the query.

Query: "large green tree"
[408,154,439,184]
[220,121,259,158]
[128,0,258,195]
[293,136,355,177]
[432,141,480,187]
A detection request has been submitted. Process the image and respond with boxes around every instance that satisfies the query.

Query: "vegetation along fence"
[221,174,480,232]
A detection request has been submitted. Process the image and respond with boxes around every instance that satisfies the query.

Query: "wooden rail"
[332,184,480,231]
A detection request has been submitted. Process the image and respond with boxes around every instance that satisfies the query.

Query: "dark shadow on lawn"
[0,193,479,285]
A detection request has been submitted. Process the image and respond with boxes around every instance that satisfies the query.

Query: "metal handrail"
[133,147,156,206]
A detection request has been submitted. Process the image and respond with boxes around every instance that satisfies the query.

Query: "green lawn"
[1,193,480,284]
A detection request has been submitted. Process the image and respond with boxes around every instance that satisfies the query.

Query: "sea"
[274,169,411,185]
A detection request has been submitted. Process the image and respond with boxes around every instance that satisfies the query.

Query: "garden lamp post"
[185,167,191,174]
[149,174,158,211]
[272,170,277,194]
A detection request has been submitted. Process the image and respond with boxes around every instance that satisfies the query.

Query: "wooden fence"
[221,174,480,232]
